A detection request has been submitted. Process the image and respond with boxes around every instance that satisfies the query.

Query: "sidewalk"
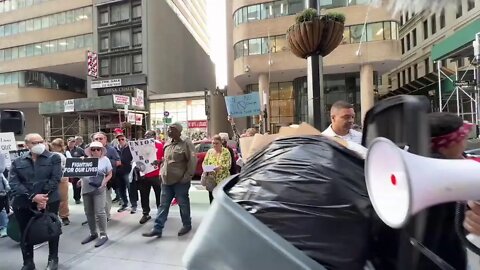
[0,186,210,270]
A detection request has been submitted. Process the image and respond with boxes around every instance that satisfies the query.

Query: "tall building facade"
[0,0,94,138]
[385,0,480,124]
[227,0,401,132]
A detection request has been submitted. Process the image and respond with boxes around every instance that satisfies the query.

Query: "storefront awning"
[431,19,480,62]
[381,71,441,99]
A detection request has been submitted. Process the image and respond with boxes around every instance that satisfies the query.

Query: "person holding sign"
[80,142,112,248]
[9,133,62,270]
[202,135,232,203]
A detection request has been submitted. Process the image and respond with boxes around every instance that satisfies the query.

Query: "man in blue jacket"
[9,133,62,270]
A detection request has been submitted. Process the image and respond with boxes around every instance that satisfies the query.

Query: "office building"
[226,0,401,132]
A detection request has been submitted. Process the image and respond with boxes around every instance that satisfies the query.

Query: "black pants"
[208,191,214,204]
[70,178,81,201]
[138,176,161,215]
[15,201,60,263]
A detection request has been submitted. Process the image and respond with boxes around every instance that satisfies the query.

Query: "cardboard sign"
[225,92,261,118]
[63,158,99,177]
[0,132,18,168]
[128,139,158,175]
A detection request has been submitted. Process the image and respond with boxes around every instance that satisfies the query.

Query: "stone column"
[258,73,269,133]
[360,64,375,123]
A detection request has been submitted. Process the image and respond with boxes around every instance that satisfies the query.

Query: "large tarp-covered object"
[228,135,373,269]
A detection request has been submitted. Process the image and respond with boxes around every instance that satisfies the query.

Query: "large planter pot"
[287,17,345,59]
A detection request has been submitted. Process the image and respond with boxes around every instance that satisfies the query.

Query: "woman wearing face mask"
[9,133,62,270]
[80,141,112,248]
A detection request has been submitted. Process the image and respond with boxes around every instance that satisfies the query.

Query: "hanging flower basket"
[287,10,345,59]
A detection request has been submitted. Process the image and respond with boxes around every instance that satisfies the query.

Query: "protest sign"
[9,149,29,162]
[128,138,157,175]
[63,158,99,177]
[0,132,18,168]
[225,92,261,118]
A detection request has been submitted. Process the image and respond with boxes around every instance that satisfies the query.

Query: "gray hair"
[24,133,43,143]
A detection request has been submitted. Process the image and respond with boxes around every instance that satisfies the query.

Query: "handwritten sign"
[64,158,99,177]
[0,132,18,168]
[225,92,261,118]
[128,139,158,175]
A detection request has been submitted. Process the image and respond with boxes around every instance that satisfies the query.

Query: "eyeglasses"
[30,141,44,145]
[90,148,101,152]
[118,138,125,141]
[94,137,105,141]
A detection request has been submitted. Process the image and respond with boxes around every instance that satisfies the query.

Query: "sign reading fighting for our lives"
[128,139,157,175]
[224,92,261,118]
[63,158,99,177]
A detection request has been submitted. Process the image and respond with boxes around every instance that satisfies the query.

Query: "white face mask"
[31,143,46,155]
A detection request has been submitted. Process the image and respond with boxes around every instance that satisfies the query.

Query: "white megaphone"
[366,137,480,229]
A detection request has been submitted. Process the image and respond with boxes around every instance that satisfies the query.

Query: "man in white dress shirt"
[322,100,363,144]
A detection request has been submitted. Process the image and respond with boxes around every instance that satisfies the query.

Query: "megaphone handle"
[409,238,455,270]
[455,203,480,256]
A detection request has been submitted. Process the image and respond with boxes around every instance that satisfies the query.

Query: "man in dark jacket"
[66,137,85,204]
[115,133,136,213]
[9,133,62,270]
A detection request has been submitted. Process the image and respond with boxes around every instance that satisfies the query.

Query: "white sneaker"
[0,227,7,238]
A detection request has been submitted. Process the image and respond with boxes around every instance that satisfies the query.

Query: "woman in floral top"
[202,135,232,203]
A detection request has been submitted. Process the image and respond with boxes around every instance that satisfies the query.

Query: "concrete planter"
[287,17,344,59]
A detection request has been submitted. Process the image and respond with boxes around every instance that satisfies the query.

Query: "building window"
[133,28,142,46]
[269,82,295,125]
[456,1,463,18]
[111,3,130,23]
[132,4,141,18]
[111,55,130,75]
[440,9,445,29]
[248,38,262,55]
[412,29,417,47]
[366,22,383,41]
[100,35,109,51]
[401,38,405,54]
[468,0,475,11]
[247,5,260,22]
[423,20,428,39]
[99,10,109,25]
[397,73,401,87]
[431,15,436,34]
[402,70,406,85]
[407,67,411,82]
[133,54,142,73]
[413,64,418,79]
[111,29,130,48]
[100,58,109,76]
[406,34,410,51]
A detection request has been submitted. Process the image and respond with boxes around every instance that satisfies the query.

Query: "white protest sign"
[0,132,18,168]
[128,139,158,175]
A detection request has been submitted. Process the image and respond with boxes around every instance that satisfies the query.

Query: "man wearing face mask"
[9,133,62,270]
[322,100,362,144]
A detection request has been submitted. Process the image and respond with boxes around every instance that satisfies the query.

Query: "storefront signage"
[91,78,122,89]
[132,97,144,108]
[64,99,74,112]
[224,92,261,118]
[164,111,170,117]
[188,120,207,129]
[127,113,143,125]
[98,86,136,96]
[127,113,136,124]
[113,95,130,105]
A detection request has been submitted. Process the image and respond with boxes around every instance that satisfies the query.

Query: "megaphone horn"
[366,137,480,228]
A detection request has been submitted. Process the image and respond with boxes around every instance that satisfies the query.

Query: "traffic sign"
[454,80,476,87]
[164,117,172,124]
[164,111,170,117]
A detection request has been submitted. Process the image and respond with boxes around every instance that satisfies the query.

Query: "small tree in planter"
[287,9,346,59]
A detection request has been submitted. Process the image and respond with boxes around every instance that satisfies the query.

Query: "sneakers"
[142,229,162,238]
[46,257,59,270]
[21,260,35,270]
[81,234,98,245]
[117,206,128,213]
[61,218,70,226]
[130,207,137,214]
[75,200,81,204]
[178,226,192,236]
[139,215,151,224]
[94,236,108,248]
[0,227,7,238]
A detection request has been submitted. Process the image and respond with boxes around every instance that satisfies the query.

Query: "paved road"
[1,186,210,270]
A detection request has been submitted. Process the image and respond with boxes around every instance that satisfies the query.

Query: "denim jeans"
[0,210,7,229]
[154,182,191,232]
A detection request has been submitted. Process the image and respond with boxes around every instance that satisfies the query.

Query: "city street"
[0,184,210,270]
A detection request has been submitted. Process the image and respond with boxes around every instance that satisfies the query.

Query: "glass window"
[234,42,242,59]
[366,22,384,41]
[456,1,462,18]
[74,35,84,49]
[0,26,3,37]
[11,47,18,59]
[440,9,445,28]
[57,12,66,25]
[0,50,5,61]
[275,35,288,52]
[41,16,49,29]
[133,29,142,46]
[67,37,75,50]
[383,21,391,39]
[350,25,365,43]
[33,18,41,30]
[4,49,11,61]
[342,26,351,44]
[26,44,34,56]
[100,35,109,51]
[17,0,25,8]
[247,5,260,22]
[26,0,33,6]
[100,58,109,76]
[42,41,49,54]
[111,29,130,47]
[18,21,26,33]
[133,4,141,18]
[99,10,108,25]
[4,0,10,12]
[248,38,261,55]
[26,19,33,31]
[111,3,130,22]
[4,73,11,85]
[111,55,130,74]
[34,43,42,55]
[273,0,288,17]
[49,40,57,53]
[0,74,3,85]
[58,39,67,52]
[84,6,92,19]
[66,10,74,23]
[74,8,83,21]
[133,54,142,73]
[261,37,269,54]
[0,2,4,13]
[468,0,475,11]
[84,34,92,47]
[391,22,398,40]
[431,15,436,34]
[241,6,247,23]
[11,23,18,35]
[4,24,11,36]
[288,0,304,14]
[49,14,57,27]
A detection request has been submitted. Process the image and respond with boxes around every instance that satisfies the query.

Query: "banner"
[224,92,261,118]
[128,139,158,175]
[63,158,99,177]
[0,132,18,168]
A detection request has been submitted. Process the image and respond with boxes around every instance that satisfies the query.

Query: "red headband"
[431,122,473,151]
